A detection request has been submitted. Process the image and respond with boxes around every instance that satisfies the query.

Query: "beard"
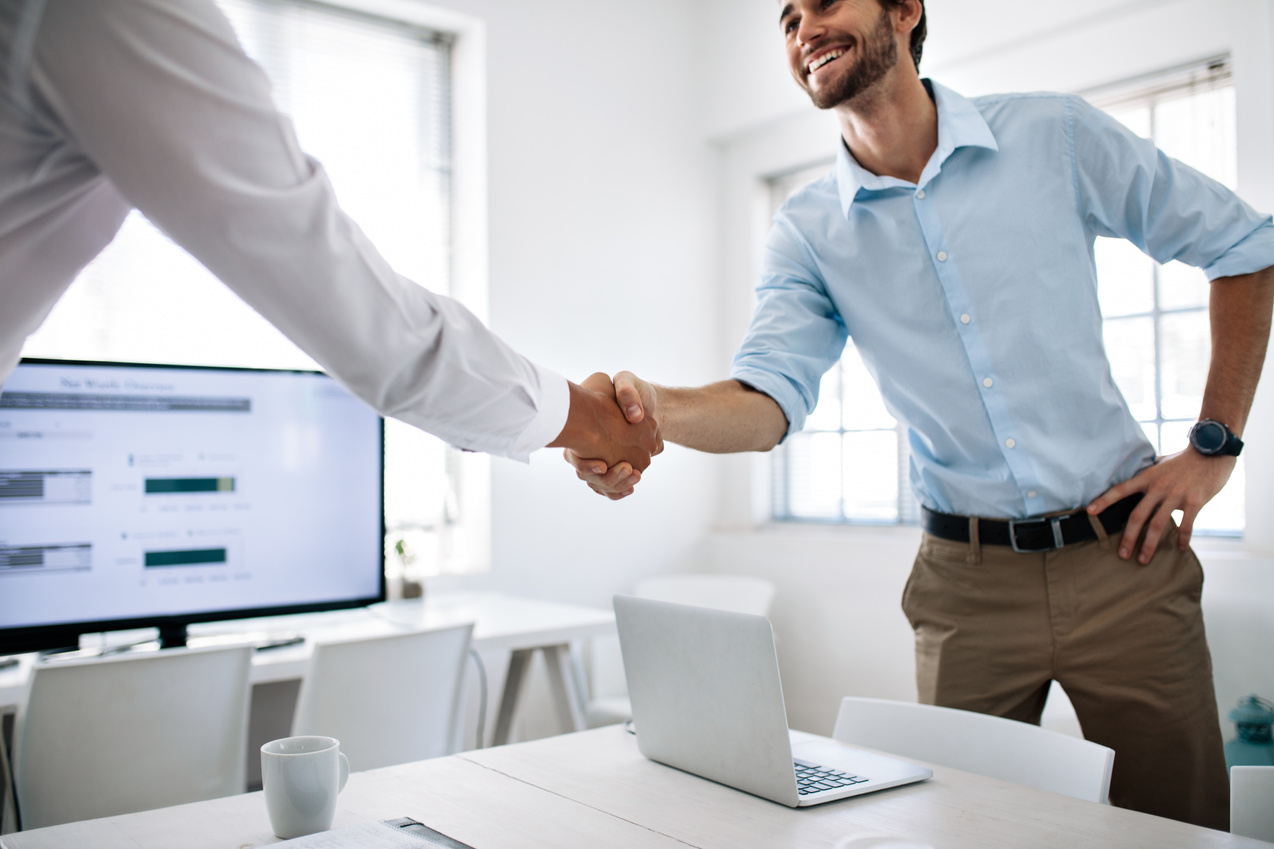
[805,5,899,109]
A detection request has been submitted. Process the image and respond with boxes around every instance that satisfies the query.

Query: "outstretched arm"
[1087,265,1274,561]
[29,0,571,461]
[565,373,788,499]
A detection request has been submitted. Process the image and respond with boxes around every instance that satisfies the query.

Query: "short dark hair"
[880,0,926,70]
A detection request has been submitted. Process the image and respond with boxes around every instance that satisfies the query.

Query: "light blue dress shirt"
[731,81,1274,519]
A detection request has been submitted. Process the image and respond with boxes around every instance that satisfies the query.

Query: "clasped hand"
[564,371,652,500]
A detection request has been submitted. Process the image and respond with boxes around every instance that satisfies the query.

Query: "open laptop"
[613,594,932,807]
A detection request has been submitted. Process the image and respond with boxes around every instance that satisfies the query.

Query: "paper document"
[276,819,473,848]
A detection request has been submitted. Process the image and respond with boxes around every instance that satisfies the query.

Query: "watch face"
[1192,421,1227,454]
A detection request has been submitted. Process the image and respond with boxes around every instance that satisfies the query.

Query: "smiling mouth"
[807,48,847,74]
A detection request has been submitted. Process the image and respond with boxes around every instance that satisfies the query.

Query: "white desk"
[1,726,1261,848]
[0,592,614,747]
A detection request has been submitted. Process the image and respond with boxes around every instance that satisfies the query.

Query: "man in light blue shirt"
[569,0,1273,828]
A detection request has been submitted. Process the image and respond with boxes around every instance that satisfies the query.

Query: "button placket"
[911,194,1045,501]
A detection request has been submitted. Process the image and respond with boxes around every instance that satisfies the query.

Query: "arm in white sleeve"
[26,0,567,462]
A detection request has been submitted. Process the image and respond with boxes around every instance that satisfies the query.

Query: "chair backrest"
[1231,766,1274,841]
[291,623,473,772]
[832,696,1114,804]
[634,575,775,616]
[14,645,253,830]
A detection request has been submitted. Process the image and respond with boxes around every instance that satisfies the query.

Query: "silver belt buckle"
[1008,514,1068,553]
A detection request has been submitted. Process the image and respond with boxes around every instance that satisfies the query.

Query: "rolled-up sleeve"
[730,214,848,439]
[27,0,568,461]
[1070,94,1274,281]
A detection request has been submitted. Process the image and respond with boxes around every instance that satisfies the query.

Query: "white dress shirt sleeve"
[24,0,568,462]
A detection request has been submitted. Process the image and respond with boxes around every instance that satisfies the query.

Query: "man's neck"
[834,72,938,185]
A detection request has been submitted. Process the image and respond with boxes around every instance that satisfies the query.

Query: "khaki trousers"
[902,515,1228,830]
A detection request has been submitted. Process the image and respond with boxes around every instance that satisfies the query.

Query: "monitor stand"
[40,624,189,662]
[158,623,189,649]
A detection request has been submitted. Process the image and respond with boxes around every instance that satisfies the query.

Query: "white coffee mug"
[261,735,350,839]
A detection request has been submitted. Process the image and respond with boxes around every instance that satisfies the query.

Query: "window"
[767,163,921,526]
[20,0,467,572]
[770,58,1241,534]
[1089,57,1240,535]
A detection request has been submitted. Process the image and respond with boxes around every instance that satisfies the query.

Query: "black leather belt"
[921,494,1143,553]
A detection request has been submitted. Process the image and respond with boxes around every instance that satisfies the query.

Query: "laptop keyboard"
[794,758,869,796]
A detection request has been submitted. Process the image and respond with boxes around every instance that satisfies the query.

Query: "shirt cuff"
[505,364,570,463]
[1204,219,1274,281]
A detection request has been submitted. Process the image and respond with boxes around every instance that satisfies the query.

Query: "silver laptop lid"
[614,594,800,806]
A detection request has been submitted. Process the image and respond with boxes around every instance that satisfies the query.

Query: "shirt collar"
[836,79,999,216]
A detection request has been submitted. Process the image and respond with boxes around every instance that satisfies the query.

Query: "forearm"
[1089,265,1272,561]
[1201,266,1274,435]
[656,380,788,454]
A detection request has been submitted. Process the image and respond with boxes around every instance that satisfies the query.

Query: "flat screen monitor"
[0,359,385,654]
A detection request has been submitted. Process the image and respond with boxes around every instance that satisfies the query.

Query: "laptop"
[613,594,932,807]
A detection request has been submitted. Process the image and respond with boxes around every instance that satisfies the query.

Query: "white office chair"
[14,644,253,830]
[586,574,777,728]
[291,623,473,772]
[832,696,1115,804]
[1231,766,1274,841]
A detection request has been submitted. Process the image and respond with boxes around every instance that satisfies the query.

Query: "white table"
[0,592,615,747]
[1,726,1262,848]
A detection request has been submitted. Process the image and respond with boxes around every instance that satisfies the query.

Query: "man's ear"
[895,0,923,35]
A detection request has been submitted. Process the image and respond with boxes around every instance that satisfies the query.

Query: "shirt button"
[916,189,926,199]
[982,377,994,388]
[937,251,948,262]
[960,314,971,324]
[1005,438,1017,449]
[1028,490,1038,498]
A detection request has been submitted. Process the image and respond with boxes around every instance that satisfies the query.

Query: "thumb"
[613,371,646,423]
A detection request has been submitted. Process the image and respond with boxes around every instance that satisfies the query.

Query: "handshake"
[550,371,659,501]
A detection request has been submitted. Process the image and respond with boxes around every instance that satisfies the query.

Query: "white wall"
[405,0,727,742]
[700,0,1274,739]
[414,0,723,610]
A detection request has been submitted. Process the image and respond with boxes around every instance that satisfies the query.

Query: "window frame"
[245,0,496,577]
[1084,56,1241,537]
[21,0,493,576]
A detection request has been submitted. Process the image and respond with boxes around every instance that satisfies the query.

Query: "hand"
[1086,448,1236,563]
[564,371,658,500]
[549,372,662,482]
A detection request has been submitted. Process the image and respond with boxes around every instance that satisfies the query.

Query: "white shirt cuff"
[505,365,570,463]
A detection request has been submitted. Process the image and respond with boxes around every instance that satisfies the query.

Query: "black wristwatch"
[1188,419,1244,457]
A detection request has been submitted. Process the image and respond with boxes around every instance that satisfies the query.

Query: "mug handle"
[338,752,350,792]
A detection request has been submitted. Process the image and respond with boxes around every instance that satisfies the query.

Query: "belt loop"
[967,517,982,565]
[1087,509,1111,549]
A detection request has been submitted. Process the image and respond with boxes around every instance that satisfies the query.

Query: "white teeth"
[808,49,844,73]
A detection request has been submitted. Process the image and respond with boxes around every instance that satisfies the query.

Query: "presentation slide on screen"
[0,363,383,631]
